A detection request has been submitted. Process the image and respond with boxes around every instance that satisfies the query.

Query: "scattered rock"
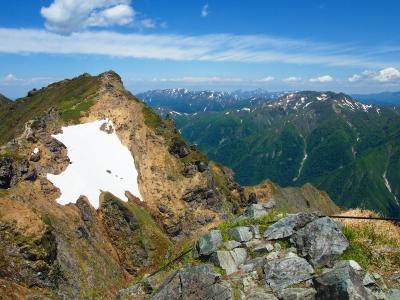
[262,199,276,210]
[30,150,41,162]
[294,217,349,267]
[253,242,274,254]
[239,256,266,273]
[279,288,317,300]
[264,213,320,240]
[363,272,376,287]
[152,264,232,300]
[212,250,238,274]
[386,289,400,300]
[228,226,253,242]
[247,288,278,300]
[195,160,208,172]
[196,230,223,256]
[182,164,198,177]
[225,240,241,250]
[313,262,370,300]
[246,204,269,218]
[116,283,146,300]
[169,139,190,158]
[264,256,314,291]
[0,157,14,188]
[248,192,257,204]
[212,248,247,275]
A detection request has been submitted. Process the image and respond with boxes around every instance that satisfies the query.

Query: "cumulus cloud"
[2,73,18,82]
[348,67,400,83]
[40,0,160,34]
[283,76,301,82]
[201,4,209,17]
[309,74,334,83]
[374,67,400,82]
[257,76,275,82]
[0,73,54,86]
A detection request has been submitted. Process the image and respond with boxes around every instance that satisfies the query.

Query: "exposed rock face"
[196,230,223,256]
[228,226,254,242]
[151,264,232,300]
[294,217,349,267]
[279,288,316,300]
[0,157,37,188]
[212,248,248,274]
[314,263,370,300]
[264,212,320,240]
[264,255,314,291]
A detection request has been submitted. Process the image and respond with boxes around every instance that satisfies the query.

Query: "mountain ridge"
[171,91,400,217]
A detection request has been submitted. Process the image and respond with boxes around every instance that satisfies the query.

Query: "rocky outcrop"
[152,264,232,300]
[263,212,320,240]
[196,230,223,256]
[264,255,314,291]
[313,262,370,300]
[294,217,349,267]
[0,157,37,188]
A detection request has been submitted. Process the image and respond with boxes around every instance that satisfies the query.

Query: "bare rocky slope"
[0,72,397,299]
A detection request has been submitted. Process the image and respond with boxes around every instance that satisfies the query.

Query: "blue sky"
[0,0,400,98]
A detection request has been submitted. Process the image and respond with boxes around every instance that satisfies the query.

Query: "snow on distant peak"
[47,119,142,209]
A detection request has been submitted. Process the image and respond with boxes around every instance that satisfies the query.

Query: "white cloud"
[41,0,140,34]
[309,74,334,83]
[257,76,275,82]
[283,76,302,82]
[373,67,400,82]
[3,73,18,82]
[348,74,361,82]
[0,73,54,86]
[201,4,209,17]
[140,18,156,29]
[348,67,400,83]
[0,28,397,69]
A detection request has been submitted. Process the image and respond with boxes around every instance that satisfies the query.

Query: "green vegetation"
[0,74,100,144]
[173,93,400,217]
[340,223,400,272]
[217,210,285,241]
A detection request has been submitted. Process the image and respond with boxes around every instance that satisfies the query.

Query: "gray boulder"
[386,289,400,300]
[246,204,269,218]
[264,256,314,291]
[239,256,266,273]
[279,288,317,300]
[151,264,232,300]
[228,226,253,242]
[294,217,349,267]
[196,230,223,256]
[264,213,319,240]
[362,272,376,287]
[224,240,241,250]
[313,263,370,300]
[247,288,278,300]
[253,242,274,254]
[212,248,247,275]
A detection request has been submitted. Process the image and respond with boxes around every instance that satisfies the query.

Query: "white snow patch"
[47,119,142,209]
[225,111,230,115]
[33,147,39,154]
[383,169,398,204]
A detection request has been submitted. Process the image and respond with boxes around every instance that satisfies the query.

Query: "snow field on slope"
[47,119,142,209]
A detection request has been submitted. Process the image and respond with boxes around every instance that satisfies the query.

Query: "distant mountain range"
[352,91,400,106]
[152,91,400,217]
[137,88,287,113]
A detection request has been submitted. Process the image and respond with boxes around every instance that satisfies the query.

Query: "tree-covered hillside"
[173,92,400,217]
